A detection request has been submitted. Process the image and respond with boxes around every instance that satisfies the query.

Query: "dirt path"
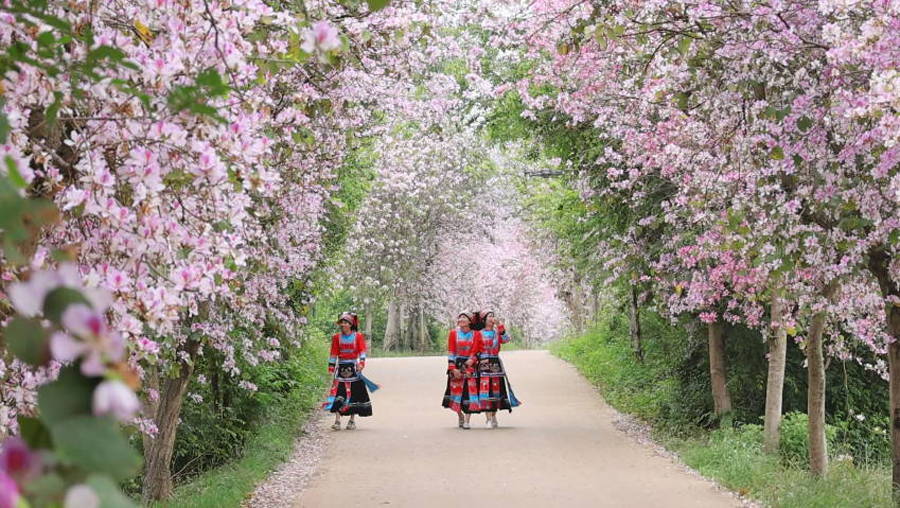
[294,350,740,508]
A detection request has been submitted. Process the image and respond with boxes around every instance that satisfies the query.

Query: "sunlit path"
[296,351,737,508]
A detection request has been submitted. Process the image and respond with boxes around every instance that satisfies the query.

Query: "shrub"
[778,412,838,466]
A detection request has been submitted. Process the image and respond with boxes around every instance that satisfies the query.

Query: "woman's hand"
[451,369,463,379]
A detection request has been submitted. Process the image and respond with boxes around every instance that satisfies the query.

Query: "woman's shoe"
[462,422,471,430]
[490,419,498,429]
[345,420,356,430]
[457,413,465,428]
[331,422,341,431]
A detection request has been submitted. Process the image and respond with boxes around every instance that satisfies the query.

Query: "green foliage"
[5,317,50,366]
[165,338,328,486]
[43,287,91,322]
[37,366,96,424]
[0,174,59,264]
[675,426,890,507]
[778,411,837,466]
[319,144,378,261]
[158,340,329,508]
[166,68,230,121]
[551,306,686,428]
[367,0,390,11]
[51,416,142,481]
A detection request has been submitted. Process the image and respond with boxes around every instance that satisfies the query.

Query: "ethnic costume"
[325,331,373,417]
[441,327,483,414]
[477,328,514,412]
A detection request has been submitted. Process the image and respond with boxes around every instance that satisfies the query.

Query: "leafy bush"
[169,337,326,484]
[677,425,890,508]
[778,412,838,466]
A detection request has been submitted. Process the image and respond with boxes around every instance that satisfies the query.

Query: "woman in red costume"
[476,311,514,428]
[441,312,482,429]
[326,312,372,430]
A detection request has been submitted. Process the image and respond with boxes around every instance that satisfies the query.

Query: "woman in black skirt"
[326,312,372,430]
[441,312,483,429]
[477,312,514,428]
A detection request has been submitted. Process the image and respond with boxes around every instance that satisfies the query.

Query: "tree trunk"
[807,290,831,477]
[141,366,161,460]
[763,297,788,454]
[418,302,428,352]
[398,301,408,350]
[561,289,582,334]
[383,299,399,351]
[888,318,900,503]
[363,305,374,351]
[573,276,585,333]
[141,338,200,502]
[628,286,644,362]
[707,320,732,418]
[867,250,900,500]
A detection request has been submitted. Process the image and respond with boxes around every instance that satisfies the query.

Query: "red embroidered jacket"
[328,332,367,373]
[447,328,482,371]
[477,328,511,357]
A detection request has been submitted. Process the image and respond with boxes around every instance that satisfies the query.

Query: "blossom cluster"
[509,0,899,365]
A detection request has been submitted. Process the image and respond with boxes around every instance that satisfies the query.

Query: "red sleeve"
[357,333,367,367]
[328,334,339,373]
[447,329,457,371]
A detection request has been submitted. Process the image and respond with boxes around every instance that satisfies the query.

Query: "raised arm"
[498,323,511,344]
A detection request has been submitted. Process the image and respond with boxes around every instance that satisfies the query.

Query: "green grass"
[551,324,677,425]
[551,323,892,508]
[671,428,890,507]
[156,341,329,508]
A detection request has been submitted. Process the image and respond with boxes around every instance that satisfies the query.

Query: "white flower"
[64,484,99,508]
[92,380,140,422]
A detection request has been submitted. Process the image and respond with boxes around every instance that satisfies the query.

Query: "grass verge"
[551,325,891,508]
[157,340,329,508]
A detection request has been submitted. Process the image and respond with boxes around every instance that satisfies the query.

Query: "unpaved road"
[295,350,739,508]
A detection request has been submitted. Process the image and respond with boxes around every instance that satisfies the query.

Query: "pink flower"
[137,337,160,355]
[105,268,132,292]
[0,470,20,508]
[92,380,140,422]
[301,21,341,54]
[58,305,125,376]
[62,304,106,338]
[699,311,718,323]
[0,437,40,485]
[64,484,99,508]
